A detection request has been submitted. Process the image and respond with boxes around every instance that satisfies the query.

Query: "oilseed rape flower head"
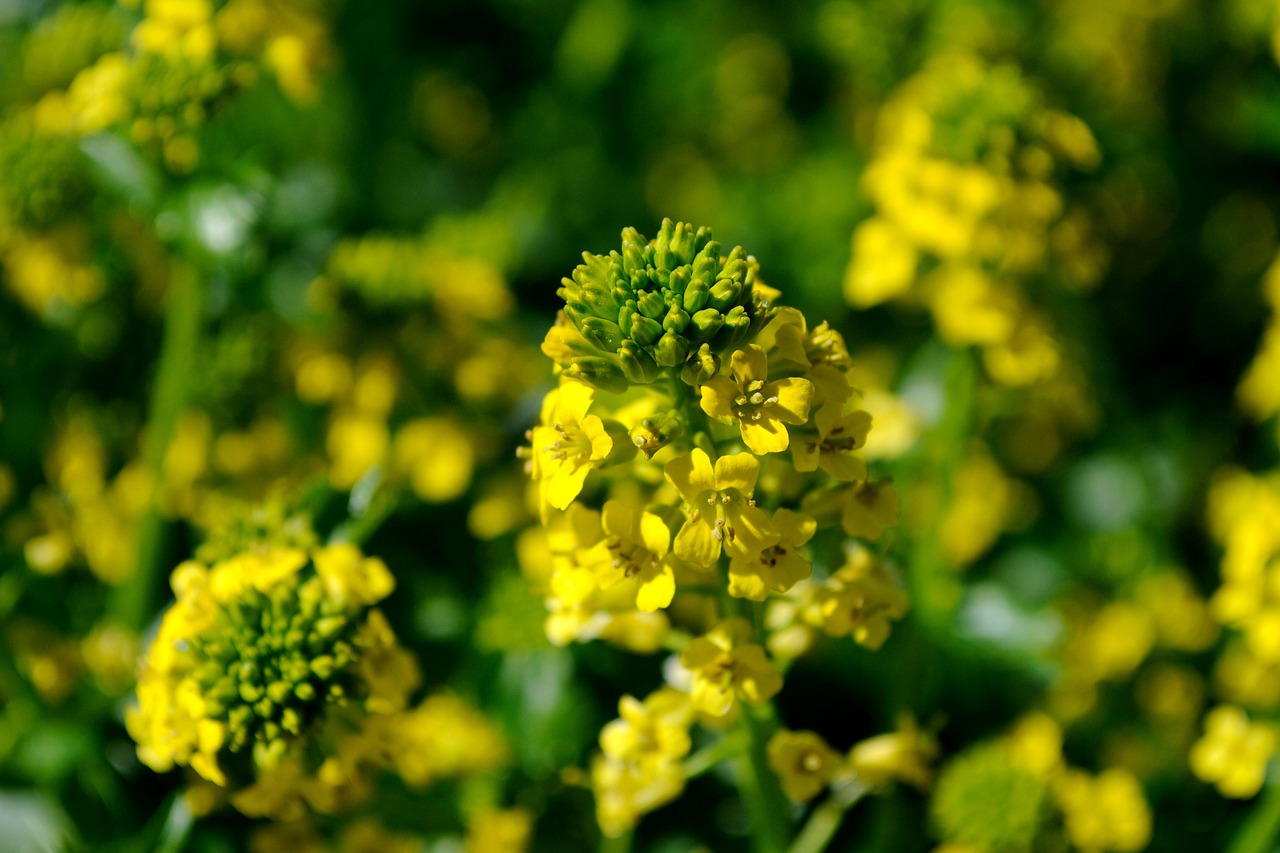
[527,219,907,836]
[128,542,419,819]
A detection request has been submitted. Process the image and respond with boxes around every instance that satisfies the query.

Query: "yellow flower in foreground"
[728,508,816,601]
[582,500,675,612]
[767,730,840,802]
[700,344,813,454]
[1190,705,1277,798]
[1053,767,1151,853]
[665,448,779,566]
[531,380,613,513]
[681,618,782,716]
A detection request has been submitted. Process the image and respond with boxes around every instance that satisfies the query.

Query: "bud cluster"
[554,218,769,391]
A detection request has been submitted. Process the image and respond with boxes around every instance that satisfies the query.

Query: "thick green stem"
[110,262,204,630]
[1229,779,1280,853]
[738,700,792,853]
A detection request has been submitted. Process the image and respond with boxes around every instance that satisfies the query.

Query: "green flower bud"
[637,291,667,320]
[684,278,711,313]
[618,340,661,385]
[654,331,690,367]
[630,415,684,457]
[552,219,766,380]
[564,357,629,394]
[629,314,664,347]
[680,344,720,386]
[664,306,690,333]
[689,308,725,342]
[708,277,743,312]
[581,317,625,351]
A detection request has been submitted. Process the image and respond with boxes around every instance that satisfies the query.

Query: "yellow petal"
[583,415,614,462]
[713,452,760,493]
[741,417,791,454]
[790,434,821,472]
[555,379,595,424]
[700,376,738,422]
[546,463,591,510]
[675,517,719,566]
[732,645,783,705]
[730,344,769,386]
[639,511,670,558]
[774,509,817,546]
[821,452,868,483]
[635,563,675,612]
[724,503,780,559]
[768,377,813,426]
[727,558,770,601]
[666,449,716,501]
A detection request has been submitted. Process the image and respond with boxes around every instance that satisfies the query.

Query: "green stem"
[786,780,870,853]
[907,346,976,630]
[110,261,204,631]
[682,731,748,779]
[1229,779,1280,853]
[598,829,633,853]
[738,701,792,853]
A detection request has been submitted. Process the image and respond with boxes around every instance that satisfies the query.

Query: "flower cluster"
[33,0,330,172]
[523,219,908,837]
[844,54,1102,388]
[128,540,507,820]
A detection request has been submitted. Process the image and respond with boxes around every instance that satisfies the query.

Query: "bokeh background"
[4,0,1280,850]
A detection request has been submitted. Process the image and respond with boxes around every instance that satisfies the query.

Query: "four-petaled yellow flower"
[767,729,841,802]
[792,410,872,482]
[665,448,779,567]
[700,344,813,454]
[680,618,783,716]
[531,380,613,513]
[728,509,817,601]
[583,500,675,612]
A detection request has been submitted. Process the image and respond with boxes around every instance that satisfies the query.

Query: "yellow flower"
[700,344,813,454]
[664,448,779,567]
[767,730,840,802]
[728,508,817,601]
[840,478,899,541]
[847,715,937,789]
[1190,705,1277,798]
[591,688,693,837]
[1053,767,1151,853]
[465,808,533,853]
[392,416,475,503]
[792,410,872,482]
[844,218,918,308]
[816,545,908,650]
[582,500,675,612]
[680,618,783,716]
[530,379,613,513]
[390,693,509,788]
